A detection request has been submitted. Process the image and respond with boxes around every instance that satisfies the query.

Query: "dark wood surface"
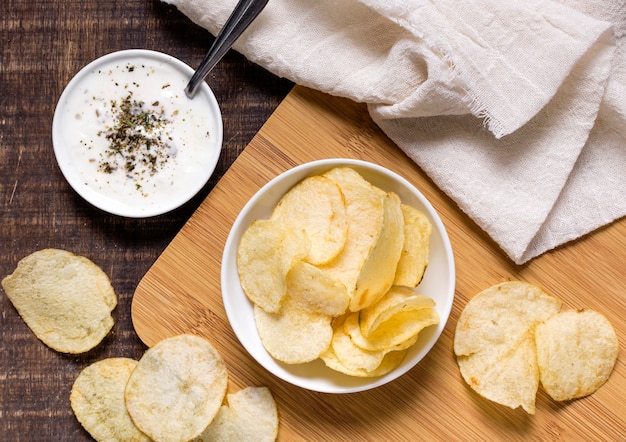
[0,1,292,440]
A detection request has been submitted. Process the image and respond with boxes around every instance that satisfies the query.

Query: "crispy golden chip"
[454,282,562,357]
[351,192,405,311]
[320,344,407,378]
[345,307,437,352]
[535,309,618,401]
[1,248,116,354]
[457,333,539,414]
[237,219,309,313]
[359,286,436,337]
[125,334,228,442]
[329,316,414,373]
[286,261,349,316]
[197,387,278,442]
[453,281,562,414]
[318,168,386,307]
[320,168,404,311]
[70,358,149,442]
[330,317,386,372]
[394,204,431,287]
[254,298,333,364]
[271,175,347,265]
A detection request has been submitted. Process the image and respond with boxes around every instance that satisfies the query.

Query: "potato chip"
[286,261,349,316]
[271,175,347,265]
[329,316,411,372]
[330,316,385,372]
[394,204,431,287]
[351,191,405,311]
[70,358,149,442]
[453,281,562,414]
[254,297,333,364]
[454,282,562,357]
[345,307,437,352]
[457,333,539,414]
[125,334,228,442]
[237,219,309,313]
[320,344,407,378]
[359,286,436,337]
[535,309,618,401]
[197,387,278,442]
[318,168,386,307]
[1,248,117,354]
[320,168,404,311]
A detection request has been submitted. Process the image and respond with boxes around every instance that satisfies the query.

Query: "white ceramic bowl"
[52,49,223,217]
[221,159,455,393]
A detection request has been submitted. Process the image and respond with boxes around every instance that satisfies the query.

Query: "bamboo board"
[132,85,625,440]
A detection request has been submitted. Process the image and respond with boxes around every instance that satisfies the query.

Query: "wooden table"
[2,2,625,441]
[1,1,291,440]
[130,85,626,441]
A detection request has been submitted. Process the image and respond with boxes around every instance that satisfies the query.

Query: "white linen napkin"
[165,0,626,264]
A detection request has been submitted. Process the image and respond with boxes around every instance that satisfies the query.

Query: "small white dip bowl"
[221,158,455,393]
[52,49,223,217]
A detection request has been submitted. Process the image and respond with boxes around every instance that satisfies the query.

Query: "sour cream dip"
[52,50,223,217]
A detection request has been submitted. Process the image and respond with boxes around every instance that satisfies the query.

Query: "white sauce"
[53,51,222,217]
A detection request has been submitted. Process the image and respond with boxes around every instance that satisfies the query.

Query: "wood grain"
[0,1,292,440]
[132,85,626,440]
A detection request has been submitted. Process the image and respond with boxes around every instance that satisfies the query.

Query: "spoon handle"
[185,0,270,98]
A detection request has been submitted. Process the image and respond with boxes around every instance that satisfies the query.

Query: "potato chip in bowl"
[221,159,455,393]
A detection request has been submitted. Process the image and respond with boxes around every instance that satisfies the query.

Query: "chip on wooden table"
[535,309,619,401]
[124,334,228,442]
[237,219,310,313]
[458,332,540,414]
[453,281,562,414]
[454,281,562,357]
[197,387,278,442]
[70,358,149,442]
[1,248,117,353]
[271,175,348,265]
[394,204,431,287]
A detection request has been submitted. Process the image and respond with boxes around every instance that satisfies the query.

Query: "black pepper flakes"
[96,93,175,194]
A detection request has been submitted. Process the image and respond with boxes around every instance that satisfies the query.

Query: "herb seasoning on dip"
[53,50,223,217]
[96,91,175,194]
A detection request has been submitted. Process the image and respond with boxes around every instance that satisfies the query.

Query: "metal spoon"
[185,0,270,98]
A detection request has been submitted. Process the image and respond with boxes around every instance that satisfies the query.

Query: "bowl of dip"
[52,49,223,217]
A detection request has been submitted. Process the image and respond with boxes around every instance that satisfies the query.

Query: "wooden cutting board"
[132,85,625,440]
